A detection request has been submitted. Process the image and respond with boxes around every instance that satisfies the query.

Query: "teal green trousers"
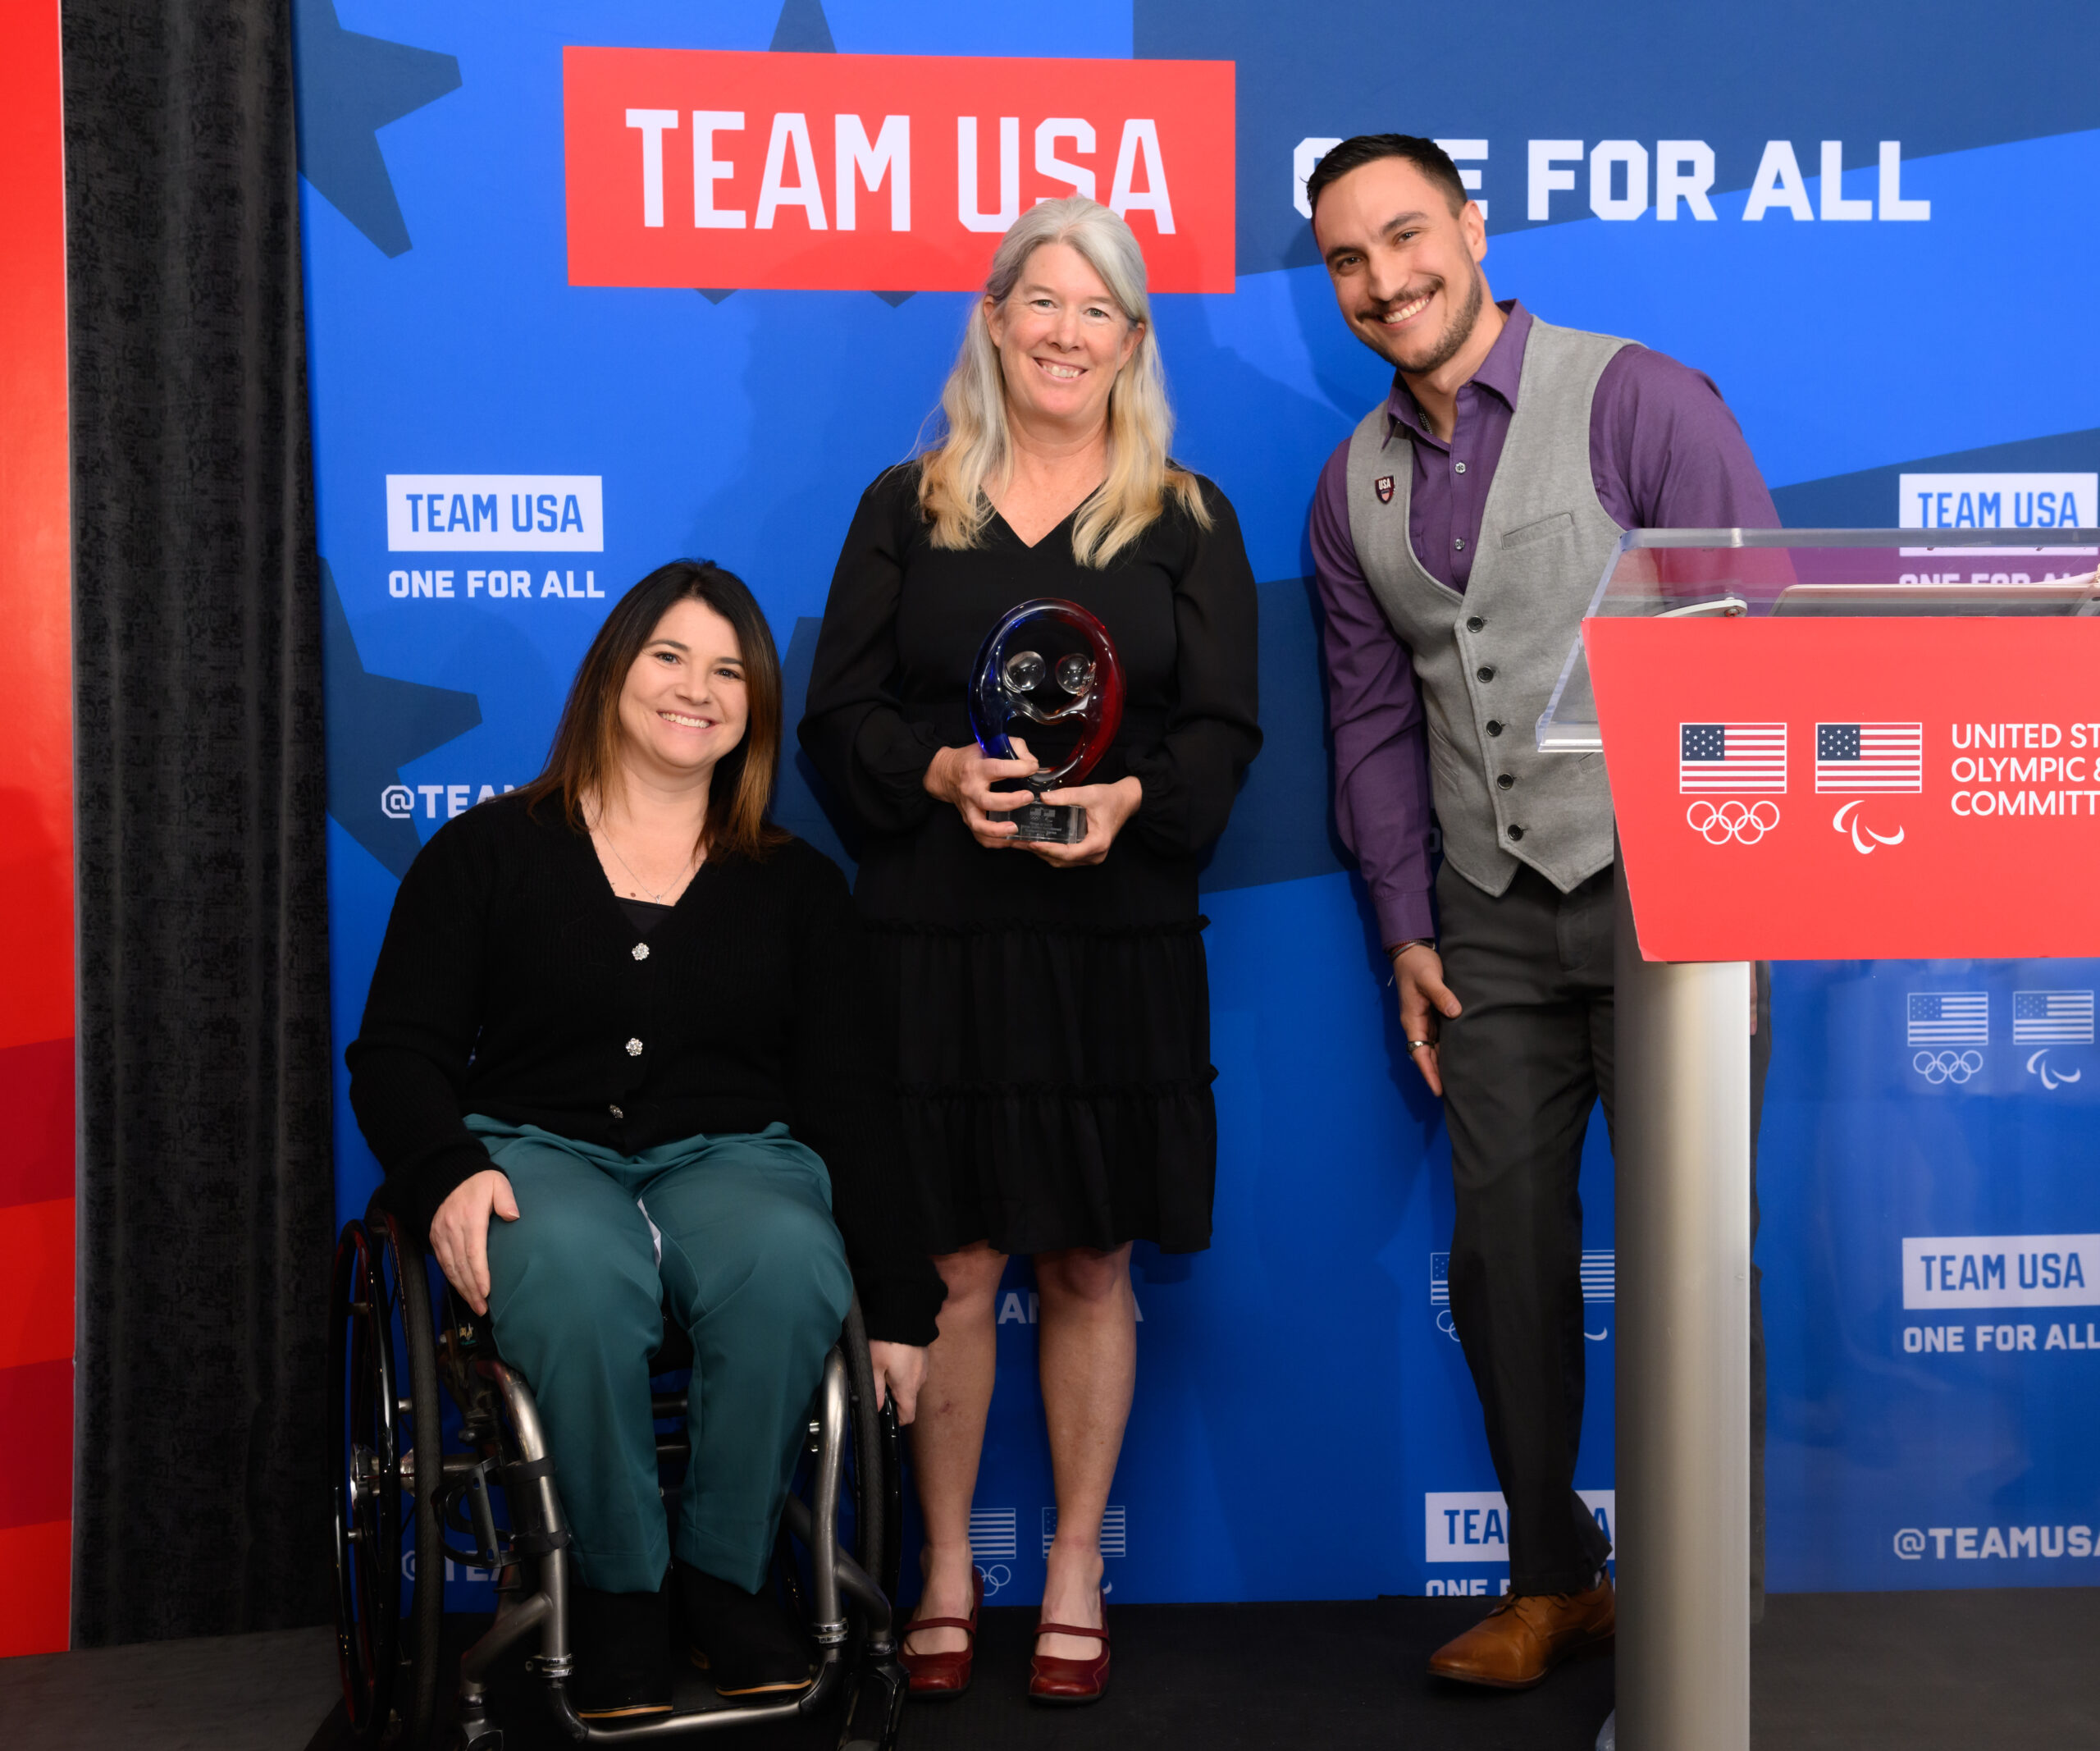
[470,1117,853,1594]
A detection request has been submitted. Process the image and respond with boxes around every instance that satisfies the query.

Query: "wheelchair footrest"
[838,1656,909,1751]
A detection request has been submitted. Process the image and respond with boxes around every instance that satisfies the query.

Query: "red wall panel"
[0,0,76,1656]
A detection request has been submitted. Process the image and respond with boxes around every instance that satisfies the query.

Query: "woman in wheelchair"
[346,559,943,1721]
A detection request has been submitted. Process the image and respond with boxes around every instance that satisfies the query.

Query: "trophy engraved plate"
[968,598,1125,844]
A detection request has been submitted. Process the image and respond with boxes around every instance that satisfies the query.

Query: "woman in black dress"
[800,198,1259,1704]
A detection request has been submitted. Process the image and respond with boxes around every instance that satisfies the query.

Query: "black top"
[345,793,946,1343]
[799,463,1262,928]
[619,896,675,935]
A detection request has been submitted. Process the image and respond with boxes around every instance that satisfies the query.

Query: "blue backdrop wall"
[294,0,2100,1608]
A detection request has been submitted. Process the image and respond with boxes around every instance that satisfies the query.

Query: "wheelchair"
[329,1192,908,1750]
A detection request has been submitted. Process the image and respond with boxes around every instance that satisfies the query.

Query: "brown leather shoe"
[1427,1576,1615,1689]
[1028,1606,1109,1705]
[898,1569,982,1698]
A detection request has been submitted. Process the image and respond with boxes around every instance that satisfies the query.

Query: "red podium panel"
[1588,615,2100,962]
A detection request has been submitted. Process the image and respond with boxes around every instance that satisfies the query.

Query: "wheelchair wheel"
[836,1300,907,1751]
[841,1297,902,1602]
[330,1209,445,1748]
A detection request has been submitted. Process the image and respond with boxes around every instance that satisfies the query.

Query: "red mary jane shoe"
[1029,1607,1110,1705]
[898,1569,983,1698]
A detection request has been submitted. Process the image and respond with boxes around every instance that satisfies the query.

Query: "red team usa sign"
[564,49,1236,293]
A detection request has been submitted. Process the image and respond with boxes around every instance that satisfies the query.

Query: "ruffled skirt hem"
[870,919,1218,1256]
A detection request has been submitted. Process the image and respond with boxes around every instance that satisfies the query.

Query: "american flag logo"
[1908,992,1988,1045]
[1815,723,1923,793]
[1375,474,1395,503]
[1679,723,1787,793]
[969,1508,1017,1561]
[2012,990,2095,1044]
[1043,1506,1125,1559]
[1431,1251,1449,1305]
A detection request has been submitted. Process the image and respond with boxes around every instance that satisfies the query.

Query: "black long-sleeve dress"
[798,463,1261,1255]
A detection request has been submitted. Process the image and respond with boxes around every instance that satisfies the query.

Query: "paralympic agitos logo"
[563,48,1235,293]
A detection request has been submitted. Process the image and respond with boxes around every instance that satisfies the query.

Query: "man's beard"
[1369,266,1484,377]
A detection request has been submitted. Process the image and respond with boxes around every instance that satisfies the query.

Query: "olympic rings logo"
[1913,1051,1983,1084]
[1685,800,1780,844]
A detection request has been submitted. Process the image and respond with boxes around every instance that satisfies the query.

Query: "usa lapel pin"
[1375,475,1395,504]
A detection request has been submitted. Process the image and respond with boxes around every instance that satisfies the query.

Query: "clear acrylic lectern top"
[1536,527,2100,754]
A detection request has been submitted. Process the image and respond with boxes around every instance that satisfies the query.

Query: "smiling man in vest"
[1306,134,1778,1689]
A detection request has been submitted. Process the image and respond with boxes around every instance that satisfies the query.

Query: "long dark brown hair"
[519,559,788,861]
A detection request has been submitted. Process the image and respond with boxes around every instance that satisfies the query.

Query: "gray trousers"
[1435,861,1770,1602]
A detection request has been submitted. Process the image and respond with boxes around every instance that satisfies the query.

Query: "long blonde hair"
[916,198,1210,567]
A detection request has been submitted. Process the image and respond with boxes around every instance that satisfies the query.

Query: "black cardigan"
[345,792,945,1343]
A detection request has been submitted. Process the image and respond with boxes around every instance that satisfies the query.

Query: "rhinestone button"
[1454,460,1468,473]
[1453,537,1466,551]
[625,1037,643,1057]
[609,1104,624,1119]
[632,942,650,961]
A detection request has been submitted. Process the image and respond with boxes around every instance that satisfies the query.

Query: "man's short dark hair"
[1304,135,1468,222]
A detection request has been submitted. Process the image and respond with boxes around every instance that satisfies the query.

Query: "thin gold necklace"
[593,815,701,903]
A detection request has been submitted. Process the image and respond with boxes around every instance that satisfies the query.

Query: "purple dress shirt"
[1310,302,1782,948]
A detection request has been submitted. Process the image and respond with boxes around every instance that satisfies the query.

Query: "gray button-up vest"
[1345,317,1630,901]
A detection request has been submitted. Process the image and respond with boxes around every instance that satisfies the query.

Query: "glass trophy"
[968,597,1125,843]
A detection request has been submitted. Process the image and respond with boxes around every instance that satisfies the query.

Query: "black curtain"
[65,0,336,1643]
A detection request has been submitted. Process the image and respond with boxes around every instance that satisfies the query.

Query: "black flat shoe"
[677,1560,815,1698]
[571,1580,674,1718]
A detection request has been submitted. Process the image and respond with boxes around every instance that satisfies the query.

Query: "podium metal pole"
[1612,861,1751,1751]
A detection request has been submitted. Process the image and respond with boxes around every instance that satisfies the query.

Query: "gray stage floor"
[1750,1589,2100,1751]
[3,1591,2098,1751]
[0,1624,336,1751]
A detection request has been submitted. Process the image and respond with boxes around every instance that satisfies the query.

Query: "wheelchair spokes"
[331,1211,445,1749]
[334,1199,907,1749]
